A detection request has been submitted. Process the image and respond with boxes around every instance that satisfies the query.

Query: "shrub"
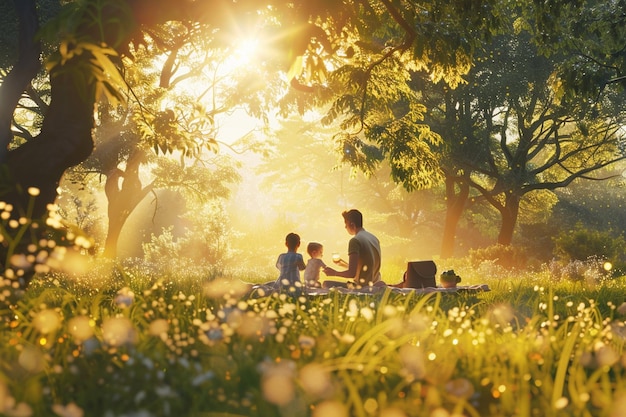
[467,244,528,269]
[554,225,623,260]
[553,225,626,274]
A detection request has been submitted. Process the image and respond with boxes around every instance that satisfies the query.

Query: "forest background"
[1,0,625,286]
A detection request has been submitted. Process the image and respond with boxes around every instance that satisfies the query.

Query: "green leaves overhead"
[527,0,626,97]
[134,104,217,159]
[34,0,505,193]
[306,49,446,190]
[41,0,136,105]
[46,40,127,107]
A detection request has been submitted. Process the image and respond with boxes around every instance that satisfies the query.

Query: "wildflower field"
[2,260,626,417]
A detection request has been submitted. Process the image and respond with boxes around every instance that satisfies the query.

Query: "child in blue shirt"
[275,232,306,290]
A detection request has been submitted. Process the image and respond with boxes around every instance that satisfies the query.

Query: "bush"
[553,225,626,274]
[467,244,528,269]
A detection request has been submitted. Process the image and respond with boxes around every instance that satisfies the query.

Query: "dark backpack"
[404,260,437,288]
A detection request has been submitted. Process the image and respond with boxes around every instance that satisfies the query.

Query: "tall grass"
[1,257,626,416]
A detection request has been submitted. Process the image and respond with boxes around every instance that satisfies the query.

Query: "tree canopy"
[0,0,501,217]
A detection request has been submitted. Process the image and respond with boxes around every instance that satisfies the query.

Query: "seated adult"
[323,209,382,288]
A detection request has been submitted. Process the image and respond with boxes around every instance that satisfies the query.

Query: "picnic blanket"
[307,284,490,296]
[248,283,490,297]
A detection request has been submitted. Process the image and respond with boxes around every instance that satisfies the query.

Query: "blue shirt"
[275,251,306,287]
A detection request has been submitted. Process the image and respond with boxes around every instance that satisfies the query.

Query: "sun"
[223,37,260,71]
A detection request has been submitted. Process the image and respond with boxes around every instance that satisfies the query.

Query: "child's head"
[307,242,323,258]
[285,233,301,251]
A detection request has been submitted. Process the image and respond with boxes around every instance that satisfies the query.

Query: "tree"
[431,31,626,251]
[69,23,270,258]
[530,0,626,96]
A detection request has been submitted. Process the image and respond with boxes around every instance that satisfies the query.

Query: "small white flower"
[259,360,296,406]
[34,309,61,334]
[68,316,94,343]
[10,254,32,270]
[554,397,569,410]
[299,364,331,397]
[102,317,136,347]
[114,287,135,308]
[52,402,84,417]
[27,187,40,197]
[360,307,374,322]
[148,319,169,337]
[298,335,316,349]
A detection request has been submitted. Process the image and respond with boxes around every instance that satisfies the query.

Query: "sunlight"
[222,37,260,73]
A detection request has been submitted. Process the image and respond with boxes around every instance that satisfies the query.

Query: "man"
[324,209,382,287]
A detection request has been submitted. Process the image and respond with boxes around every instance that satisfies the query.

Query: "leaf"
[287,55,304,82]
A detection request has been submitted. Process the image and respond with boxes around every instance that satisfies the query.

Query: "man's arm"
[324,252,359,278]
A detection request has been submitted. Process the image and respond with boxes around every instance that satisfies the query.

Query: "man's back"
[349,229,381,285]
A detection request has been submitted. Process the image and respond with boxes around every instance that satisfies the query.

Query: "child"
[275,232,306,290]
[303,242,326,288]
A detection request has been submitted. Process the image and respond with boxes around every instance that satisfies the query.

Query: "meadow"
[2,258,626,417]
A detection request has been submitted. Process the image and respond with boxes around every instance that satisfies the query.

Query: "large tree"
[1,0,499,215]
[72,23,268,258]
[429,32,626,252]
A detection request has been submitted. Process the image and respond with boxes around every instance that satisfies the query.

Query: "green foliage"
[135,104,218,158]
[528,0,626,98]
[468,244,529,270]
[421,20,626,248]
[141,208,235,277]
[554,224,626,266]
[41,0,135,106]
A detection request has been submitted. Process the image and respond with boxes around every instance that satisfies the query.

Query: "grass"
[2,257,626,417]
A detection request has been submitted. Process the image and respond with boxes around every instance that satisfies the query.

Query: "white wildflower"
[312,400,348,417]
[102,317,136,347]
[68,316,94,343]
[52,402,84,417]
[299,363,331,397]
[34,309,61,334]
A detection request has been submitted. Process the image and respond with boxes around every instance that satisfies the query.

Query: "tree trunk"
[497,193,520,246]
[103,149,151,258]
[0,0,41,162]
[5,65,96,219]
[440,175,469,258]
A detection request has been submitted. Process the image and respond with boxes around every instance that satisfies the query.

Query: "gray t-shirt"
[303,258,326,287]
[348,229,381,285]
